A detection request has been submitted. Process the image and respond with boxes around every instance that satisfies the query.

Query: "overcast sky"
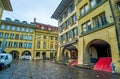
[2,0,61,26]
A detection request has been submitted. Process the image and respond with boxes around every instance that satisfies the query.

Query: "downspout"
[108,0,120,55]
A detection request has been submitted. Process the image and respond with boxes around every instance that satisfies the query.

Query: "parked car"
[20,55,32,60]
[0,54,12,70]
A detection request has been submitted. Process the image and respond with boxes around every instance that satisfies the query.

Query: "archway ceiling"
[91,40,108,46]
[65,45,77,50]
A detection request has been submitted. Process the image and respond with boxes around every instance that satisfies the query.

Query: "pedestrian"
[110,62,115,73]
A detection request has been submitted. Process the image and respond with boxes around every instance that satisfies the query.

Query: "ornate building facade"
[52,0,120,73]
[0,18,58,60]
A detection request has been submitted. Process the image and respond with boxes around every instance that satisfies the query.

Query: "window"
[100,13,107,25]
[0,32,3,38]
[20,35,24,40]
[21,28,25,32]
[68,30,71,38]
[43,35,46,39]
[8,42,13,47]
[50,36,54,40]
[55,37,58,40]
[37,42,40,48]
[19,42,23,48]
[14,42,18,48]
[66,18,71,26]
[61,23,64,30]
[0,41,1,47]
[0,25,5,29]
[26,28,29,32]
[82,24,87,33]
[72,14,77,24]
[118,3,120,11]
[4,33,9,39]
[43,42,46,49]
[87,21,92,30]
[6,26,10,30]
[24,35,28,40]
[24,42,27,48]
[28,43,32,48]
[90,0,96,7]
[62,34,65,41]
[16,27,20,32]
[93,17,100,27]
[30,29,33,33]
[12,26,16,31]
[50,44,53,49]
[38,34,41,39]
[15,34,19,39]
[29,36,33,40]
[80,4,89,16]
[10,33,14,39]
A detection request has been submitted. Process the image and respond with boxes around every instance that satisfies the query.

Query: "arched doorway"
[36,52,41,59]
[21,51,32,60]
[42,52,46,60]
[86,39,111,65]
[10,51,19,59]
[62,45,78,61]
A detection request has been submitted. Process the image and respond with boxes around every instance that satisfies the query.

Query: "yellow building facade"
[52,0,79,63]
[52,0,120,73]
[0,18,58,60]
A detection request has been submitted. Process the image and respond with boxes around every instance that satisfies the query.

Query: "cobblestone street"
[0,60,120,79]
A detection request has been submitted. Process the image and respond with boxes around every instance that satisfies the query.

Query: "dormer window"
[14,19,20,23]
[22,21,27,24]
[6,18,11,21]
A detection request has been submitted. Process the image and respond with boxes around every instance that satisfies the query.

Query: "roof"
[34,18,58,31]
[1,0,13,11]
[35,22,58,31]
[51,0,72,20]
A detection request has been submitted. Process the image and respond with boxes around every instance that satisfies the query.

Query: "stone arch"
[62,44,78,60]
[84,39,111,65]
[9,50,19,59]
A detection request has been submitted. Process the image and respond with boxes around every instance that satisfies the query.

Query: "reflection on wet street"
[0,60,120,79]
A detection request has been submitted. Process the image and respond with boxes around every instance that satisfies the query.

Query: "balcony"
[81,21,110,36]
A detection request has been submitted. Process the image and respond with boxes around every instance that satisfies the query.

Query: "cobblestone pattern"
[0,60,120,79]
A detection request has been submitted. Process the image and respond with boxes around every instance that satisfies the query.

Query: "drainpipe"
[108,0,120,55]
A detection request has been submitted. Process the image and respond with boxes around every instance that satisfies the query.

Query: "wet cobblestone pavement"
[0,60,120,79]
